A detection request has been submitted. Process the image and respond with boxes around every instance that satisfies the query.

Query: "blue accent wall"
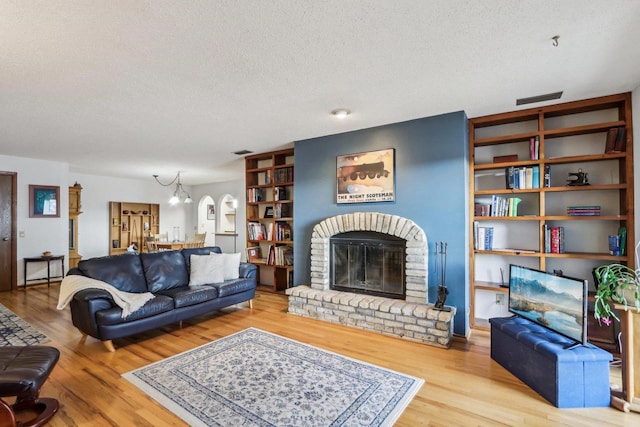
[293,111,470,335]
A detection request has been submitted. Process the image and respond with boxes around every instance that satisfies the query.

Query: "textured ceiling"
[2,1,640,185]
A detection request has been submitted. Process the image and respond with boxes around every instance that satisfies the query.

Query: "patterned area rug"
[124,328,424,426]
[0,303,49,346]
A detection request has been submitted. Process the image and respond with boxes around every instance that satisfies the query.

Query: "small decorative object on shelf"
[566,168,589,186]
[434,241,451,312]
[42,251,52,257]
[593,242,640,326]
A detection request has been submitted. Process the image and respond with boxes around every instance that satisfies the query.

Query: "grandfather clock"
[69,182,82,269]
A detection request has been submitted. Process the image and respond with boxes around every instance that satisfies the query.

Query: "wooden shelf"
[109,201,160,255]
[469,92,635,344]
[245,148,294,292]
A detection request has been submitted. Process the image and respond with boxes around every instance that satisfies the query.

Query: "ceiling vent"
[516,91,563,106]
[233,150,253,155]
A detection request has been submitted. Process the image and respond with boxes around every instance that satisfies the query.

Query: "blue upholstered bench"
[489,316,612,408]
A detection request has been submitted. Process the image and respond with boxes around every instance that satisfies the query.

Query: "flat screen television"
[508,264,588,347]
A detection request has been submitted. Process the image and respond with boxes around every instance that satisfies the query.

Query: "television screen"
[508,264,588,345]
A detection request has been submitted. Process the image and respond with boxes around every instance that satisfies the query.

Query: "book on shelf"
[567,205,601,216]
[609,234,621,256]
[481,195,522,217]
[604,127,619,153]
[274,186,287,201]
[505,166,538,190]
[532,166,539,189]
[543,165,551,187]
[493,154,518,163]
[275,221,292,241]
[247,221,274,241]
[274,167,294,184]
[258,170,272,185]
[544,225,565,254]
[274,202,292,219]
[619,226,627,256]
[247,188,266,202]
[529,136,539,160]
[614,127,627,152]
[473,222,494,250]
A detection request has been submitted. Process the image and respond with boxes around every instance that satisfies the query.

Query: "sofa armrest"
[239,262,258,279]
[69,289,116,339]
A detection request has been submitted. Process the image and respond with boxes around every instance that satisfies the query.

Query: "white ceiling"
[2,1,640,185]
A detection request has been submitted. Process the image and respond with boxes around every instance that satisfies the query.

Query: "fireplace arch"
[310,212,428,304]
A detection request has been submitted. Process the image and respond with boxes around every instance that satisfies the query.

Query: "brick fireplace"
[287,212,456,348]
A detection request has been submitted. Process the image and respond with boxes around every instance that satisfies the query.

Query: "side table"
[23,255,65,288]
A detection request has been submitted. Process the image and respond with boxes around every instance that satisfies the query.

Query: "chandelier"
[153,172,193,205]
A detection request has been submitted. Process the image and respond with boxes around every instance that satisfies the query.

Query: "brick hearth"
[287,212,456,348]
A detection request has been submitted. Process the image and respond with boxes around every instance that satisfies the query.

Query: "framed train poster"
[336,148,395,204]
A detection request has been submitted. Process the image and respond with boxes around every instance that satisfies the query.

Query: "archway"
[197,195,216,246]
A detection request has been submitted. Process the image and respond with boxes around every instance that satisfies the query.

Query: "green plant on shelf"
[593,242,640,326]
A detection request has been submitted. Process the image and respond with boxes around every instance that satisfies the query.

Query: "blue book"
[532,166,540,189]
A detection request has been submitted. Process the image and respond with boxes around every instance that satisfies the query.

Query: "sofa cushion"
[157,285,219,309]
[95,295,175,325]
[78,254,147,293]
[211,278,256,298]
[189,254,225,286]
[210,252,241,280]
[140,250,189,293]
[181,246,222,270]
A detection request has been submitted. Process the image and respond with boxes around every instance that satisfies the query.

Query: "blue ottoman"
[489,316,612,408]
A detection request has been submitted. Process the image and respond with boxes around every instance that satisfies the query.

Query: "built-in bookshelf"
[469,93,634,353]
[245,148,294,291]
[109,202,160,255]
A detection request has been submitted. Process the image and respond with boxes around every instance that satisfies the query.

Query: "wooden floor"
[1,284,637,426]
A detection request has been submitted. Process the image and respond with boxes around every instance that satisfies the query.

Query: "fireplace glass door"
[331,232,405,299]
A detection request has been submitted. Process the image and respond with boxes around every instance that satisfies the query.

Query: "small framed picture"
[29,185,60,218]
[246,246,261,262]
[264,206,274,218]
[207,204,215,220]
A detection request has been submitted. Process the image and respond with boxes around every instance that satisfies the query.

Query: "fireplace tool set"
[434,241,451,311]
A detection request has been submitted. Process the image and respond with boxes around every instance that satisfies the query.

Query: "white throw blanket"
[57,275,155,318]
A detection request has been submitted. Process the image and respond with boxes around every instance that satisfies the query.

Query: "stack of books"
[473,223,494,250]
[544,225,565,253]
[475,196,522,217]
[567,205,601,216]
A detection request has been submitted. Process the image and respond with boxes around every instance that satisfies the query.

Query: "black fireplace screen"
[330,231,405,299]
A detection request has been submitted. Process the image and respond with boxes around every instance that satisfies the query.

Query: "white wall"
[192,179,245,256]
[70,172,195,260]
[0,155,69,286]
[0,154,199,286]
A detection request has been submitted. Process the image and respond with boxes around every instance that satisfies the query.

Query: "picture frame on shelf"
[336,148,395,204]
[29,185,60,218]
[246,246,261,262]
[264,206,274,218]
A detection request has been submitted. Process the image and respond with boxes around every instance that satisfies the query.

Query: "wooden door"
[0,173,16,291]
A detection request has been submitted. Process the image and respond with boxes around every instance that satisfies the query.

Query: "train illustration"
[337,161,390,181]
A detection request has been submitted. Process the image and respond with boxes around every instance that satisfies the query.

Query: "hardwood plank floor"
[0,284,636,426]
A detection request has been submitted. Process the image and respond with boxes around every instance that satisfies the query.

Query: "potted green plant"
[593,243,640,326]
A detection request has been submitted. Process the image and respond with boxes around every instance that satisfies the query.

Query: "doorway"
[197,195,216,246]
[0,172,17,291]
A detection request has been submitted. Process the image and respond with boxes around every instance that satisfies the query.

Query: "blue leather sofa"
[67,246,257,351]
[490,316,612,408]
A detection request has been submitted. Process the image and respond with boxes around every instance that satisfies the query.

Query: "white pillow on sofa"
[210,252,241,280]
[189,254,225,286]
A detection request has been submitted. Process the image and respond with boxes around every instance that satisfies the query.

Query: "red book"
[551,227,560,254]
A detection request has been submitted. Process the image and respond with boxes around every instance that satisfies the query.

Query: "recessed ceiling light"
[331,108,351,119]
[233,150,253,155]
